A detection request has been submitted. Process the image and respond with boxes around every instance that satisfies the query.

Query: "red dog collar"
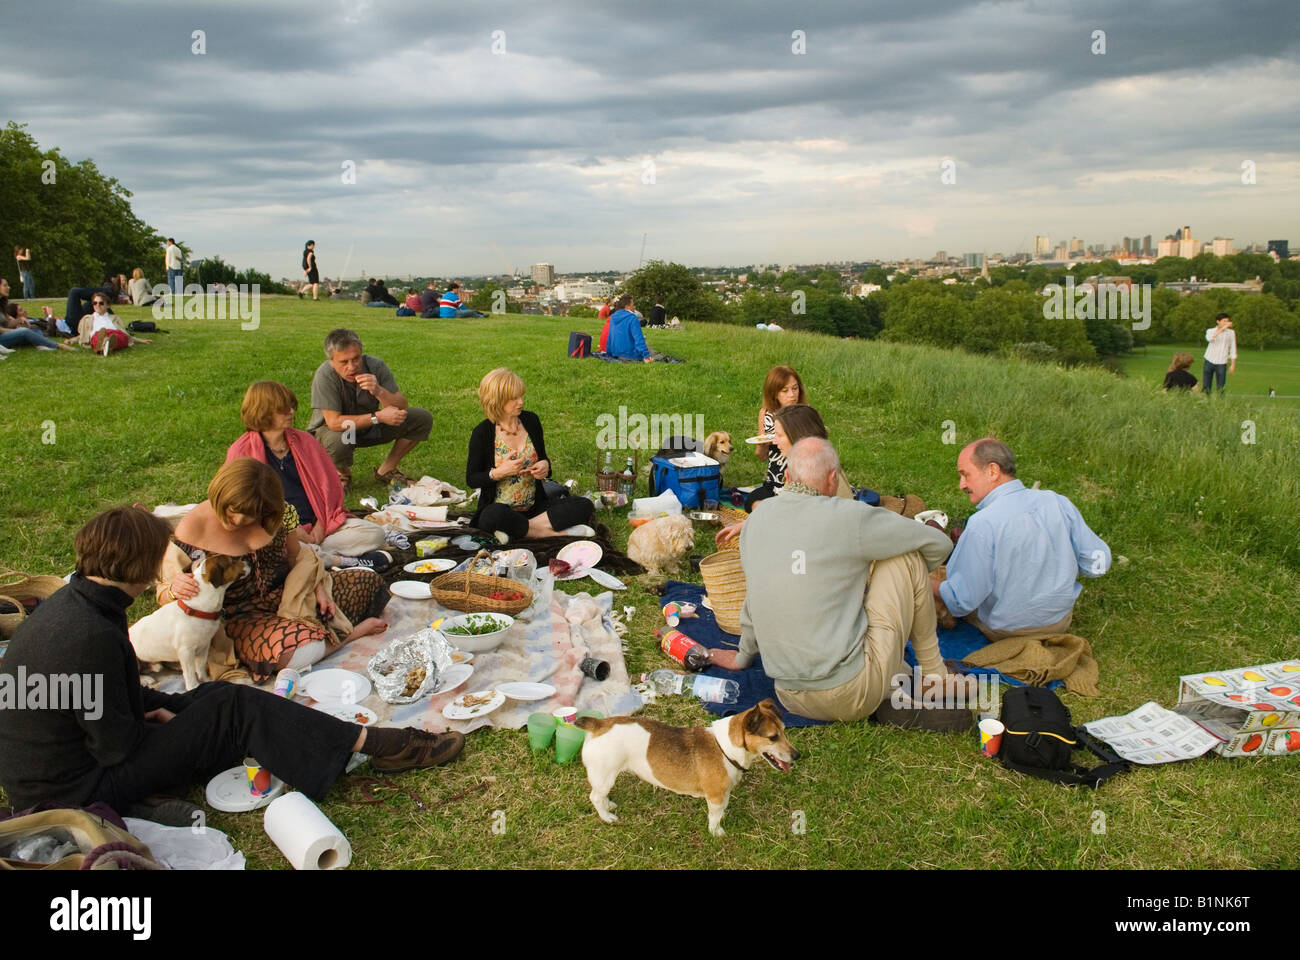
[177,598,221,621]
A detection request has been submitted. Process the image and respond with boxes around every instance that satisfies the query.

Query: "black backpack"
[998,686,1128,788]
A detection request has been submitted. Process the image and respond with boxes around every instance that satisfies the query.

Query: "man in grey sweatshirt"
[711,438,967,723]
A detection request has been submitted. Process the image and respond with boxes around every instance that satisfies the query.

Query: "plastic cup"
[273,668,301,699]
[554,723,586,764]
[527,712,558,753]
[576,710,603,720]
[553,706,578,725]
[580,658,610,681]
[979,718,1005,758]
[243,756,273,797]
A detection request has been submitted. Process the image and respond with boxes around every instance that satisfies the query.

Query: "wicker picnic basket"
[699,550,746,635]
[430,550,533,616]
[0,569,68,639]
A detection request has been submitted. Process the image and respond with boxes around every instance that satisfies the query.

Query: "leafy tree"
[862,266,888,286]
[469,281,506,313]
[567,303,597,318]
[1230,293,1299,348]
[622,260,725,323]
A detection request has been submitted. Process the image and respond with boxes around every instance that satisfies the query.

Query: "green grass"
[1121,342,1300,401]
[4,297,1300,869]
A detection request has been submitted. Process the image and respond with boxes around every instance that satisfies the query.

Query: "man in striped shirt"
[438,281,486,318]
[1203,313,1237,397]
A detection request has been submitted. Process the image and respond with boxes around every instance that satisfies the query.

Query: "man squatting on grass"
[710,438,975,724]
[0,508,462,821]
[306,328,433,492]
[934,438,1111,641]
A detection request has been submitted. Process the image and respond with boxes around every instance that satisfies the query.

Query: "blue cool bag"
[648,455,722,508]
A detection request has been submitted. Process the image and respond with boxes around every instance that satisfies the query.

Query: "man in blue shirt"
[933,438,1110,639]
[438,281,485,318]
[605,294,657,362]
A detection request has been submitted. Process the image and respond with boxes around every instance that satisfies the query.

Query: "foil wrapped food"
[367,628,456,704]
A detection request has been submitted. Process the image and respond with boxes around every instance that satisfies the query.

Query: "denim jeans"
[1203,360,1228,396]
[168,268,183,296]
[0,326,61,349]
[19,270,34,299]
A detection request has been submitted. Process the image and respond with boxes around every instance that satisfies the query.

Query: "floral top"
[174,505,300,610]
[494,433,537,509]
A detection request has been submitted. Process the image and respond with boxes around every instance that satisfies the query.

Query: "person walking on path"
[302,241,320,300]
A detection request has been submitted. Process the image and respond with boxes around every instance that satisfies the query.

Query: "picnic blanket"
[961,633,1099,696]
[657,582,1066,727]
[312,575,640,735]
[594,352,685,364]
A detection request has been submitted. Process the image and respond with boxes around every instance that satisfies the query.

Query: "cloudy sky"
[3,0,1297,277]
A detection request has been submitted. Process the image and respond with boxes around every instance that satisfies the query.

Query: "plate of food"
[745,434,776,444]
[312,702,379,725]
[300,669,371,704]
[389,580,433,600]
[555,540,603,576]
[403,558,457,575]
[431,662,474,696]
[449,649,474,664]
[496,681,556,701]
[442,688,507,720]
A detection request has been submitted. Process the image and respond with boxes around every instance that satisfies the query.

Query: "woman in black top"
[1163,352,1199,391]
[467,368,595,543]
[302,240,319,300]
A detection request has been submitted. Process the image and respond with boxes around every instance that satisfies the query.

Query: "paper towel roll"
[263,791,351,870]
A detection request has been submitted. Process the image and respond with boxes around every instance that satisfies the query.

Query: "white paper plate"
[556,540,603,579]
[442,688,507,720]
[300,668,371,704]
[432,662,474,695]
[403,558,457,575]
[497,681,556,702]
[390,580,433,600]
[312,702,378,725]
[745,435,776,444]
[205,765,285,813]
[450,650,474,664]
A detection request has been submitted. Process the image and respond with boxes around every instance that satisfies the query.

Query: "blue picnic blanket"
[657,581,1060,728]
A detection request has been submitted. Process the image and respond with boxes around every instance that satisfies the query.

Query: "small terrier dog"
[627,513,696,576]
[130,555,248,690]
[574,699,799,836]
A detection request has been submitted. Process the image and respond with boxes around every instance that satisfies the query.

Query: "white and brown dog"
[130,554,248,690]
[574,699,799,836]
[627,513,695,576]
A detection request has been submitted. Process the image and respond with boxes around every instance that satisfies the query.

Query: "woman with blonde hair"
[161,458,389,681]
[466,367,596,543]
[226,381,389,566]
[128,267,159,306]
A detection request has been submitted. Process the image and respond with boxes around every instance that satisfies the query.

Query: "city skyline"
[2,0,1297,277]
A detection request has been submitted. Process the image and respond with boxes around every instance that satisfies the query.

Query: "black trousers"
[478,496,594,541]
[90,683,359,811]
[744,481,779,512]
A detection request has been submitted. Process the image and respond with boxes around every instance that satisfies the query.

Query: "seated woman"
[128,267,160,306]
[467,367,596,544]
[226,381,388,566]
[1,303,77,351]
[0,506,464,818]
[75,293,150,355]
[720,403,852,543]
[1163,352,1199,391]
[162,458,389,682]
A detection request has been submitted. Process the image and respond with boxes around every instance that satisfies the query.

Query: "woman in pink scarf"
[226,381,387,565]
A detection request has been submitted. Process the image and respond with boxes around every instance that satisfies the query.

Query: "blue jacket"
[605,309,650,360]
[438,290,461,318]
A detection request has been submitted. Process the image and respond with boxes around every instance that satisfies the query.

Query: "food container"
[438,612,515,653]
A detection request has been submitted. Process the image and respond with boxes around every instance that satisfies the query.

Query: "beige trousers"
[966,608,1073,643]
[775,551,943,722]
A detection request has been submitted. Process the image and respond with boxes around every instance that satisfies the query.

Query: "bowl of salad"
[438,612,515,652]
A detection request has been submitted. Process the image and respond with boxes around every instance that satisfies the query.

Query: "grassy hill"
[3,296,1299,869]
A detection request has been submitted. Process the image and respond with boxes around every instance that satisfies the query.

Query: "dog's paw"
[709,824,726,837]
[598,811,618,824]
[606,799,617,810]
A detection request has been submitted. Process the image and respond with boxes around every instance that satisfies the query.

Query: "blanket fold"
[961,633,1100,697]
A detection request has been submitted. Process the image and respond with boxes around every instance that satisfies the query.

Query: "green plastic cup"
[554,722,586,764]
[576,710,604,721]
[527,712,558,753]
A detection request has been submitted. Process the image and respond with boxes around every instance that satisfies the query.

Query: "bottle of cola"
[654,627,712,672]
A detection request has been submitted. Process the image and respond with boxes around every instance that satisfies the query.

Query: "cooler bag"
[648,455,721,509]
[568,332,592,358]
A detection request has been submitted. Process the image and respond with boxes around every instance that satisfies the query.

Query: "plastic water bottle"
[642,669,739,705]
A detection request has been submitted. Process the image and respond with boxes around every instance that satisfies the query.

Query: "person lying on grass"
[1,303,77,352]
[710,438,974,727]
[933,438,1110,642]
[466,367,596,544]
[163,458,389,682]
[0,507,464,825]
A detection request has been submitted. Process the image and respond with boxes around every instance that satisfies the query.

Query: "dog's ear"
[745,702,772,734]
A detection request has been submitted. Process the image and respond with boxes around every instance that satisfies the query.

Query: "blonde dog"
[627,513,695,576]
[701,431,733,467]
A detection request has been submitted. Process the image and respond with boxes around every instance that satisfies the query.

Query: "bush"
[1005,341,1060,363]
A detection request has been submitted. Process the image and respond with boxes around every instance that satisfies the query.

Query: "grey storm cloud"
[1,0,1296,274]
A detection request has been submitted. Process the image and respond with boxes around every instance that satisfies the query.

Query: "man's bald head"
[957,437,1016,505]
[786,437,840,496]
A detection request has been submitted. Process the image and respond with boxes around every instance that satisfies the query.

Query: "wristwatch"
[370,414,379,426]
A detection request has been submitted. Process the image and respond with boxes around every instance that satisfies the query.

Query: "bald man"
[934,438,1110,640]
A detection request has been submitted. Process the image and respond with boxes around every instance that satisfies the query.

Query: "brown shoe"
[370,731,465,773]
[375,466,411,487]
[337,469,352,495]
[871,699,973,733]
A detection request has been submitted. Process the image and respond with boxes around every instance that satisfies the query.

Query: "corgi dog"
[574,698,799,836]
[130,554,248,690]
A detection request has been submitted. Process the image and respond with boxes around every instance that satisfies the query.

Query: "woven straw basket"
[0,570,68,639]
[699,550,746,636]
[430,550,533,616]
